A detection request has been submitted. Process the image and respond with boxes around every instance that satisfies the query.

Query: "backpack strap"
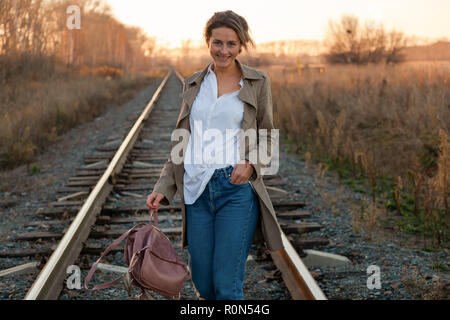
[84,222,146,291]
[150,209,158,228]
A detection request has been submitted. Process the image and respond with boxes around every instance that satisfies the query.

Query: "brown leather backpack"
[84,209,189,299]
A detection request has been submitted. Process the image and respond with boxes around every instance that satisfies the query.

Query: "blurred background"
[0,0,448,252]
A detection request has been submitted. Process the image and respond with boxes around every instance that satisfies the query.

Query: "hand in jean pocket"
[229,160,254,184]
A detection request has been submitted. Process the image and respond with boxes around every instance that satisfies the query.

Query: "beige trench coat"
[153,59,284,252]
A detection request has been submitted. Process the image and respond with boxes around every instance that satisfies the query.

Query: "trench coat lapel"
[178,59,262,131]
[176,66,208,128]
[239,80,257,131]
[181,65,208,109]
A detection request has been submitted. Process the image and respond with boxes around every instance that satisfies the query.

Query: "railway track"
[0,69,327,300]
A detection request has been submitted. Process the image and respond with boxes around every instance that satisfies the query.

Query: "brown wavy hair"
[204,10,255,52]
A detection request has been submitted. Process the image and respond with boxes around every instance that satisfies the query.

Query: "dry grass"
[268,61,449,249]
[0,68,157,170]
[400,265,449,299]
[349,198,383,241]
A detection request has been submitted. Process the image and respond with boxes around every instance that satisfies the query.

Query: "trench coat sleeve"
[246,73,276,181]
[151,79,187,205]
[152,155,177,206]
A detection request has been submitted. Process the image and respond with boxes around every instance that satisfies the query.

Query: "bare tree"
[385,30,408,64]
[324,15,360,63]
[324,14,407,65]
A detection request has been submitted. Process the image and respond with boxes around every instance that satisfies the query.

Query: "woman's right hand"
[146,191,165,213]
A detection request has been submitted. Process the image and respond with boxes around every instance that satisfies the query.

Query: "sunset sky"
[107,0,450,48]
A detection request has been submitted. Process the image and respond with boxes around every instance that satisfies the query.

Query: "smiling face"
[208,27,242,70]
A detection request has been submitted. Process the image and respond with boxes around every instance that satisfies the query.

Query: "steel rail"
[24,69,172,300]
[271,232,327,300]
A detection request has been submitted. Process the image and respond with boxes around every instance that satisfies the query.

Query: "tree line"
[0,0,156,78]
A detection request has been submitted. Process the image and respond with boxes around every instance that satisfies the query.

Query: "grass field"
[0,62,163,171]
[264,61,449,250]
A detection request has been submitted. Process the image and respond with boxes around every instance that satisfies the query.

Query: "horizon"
[107,0,450,49]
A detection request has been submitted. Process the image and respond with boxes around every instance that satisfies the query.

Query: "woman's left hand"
[230,160,254,184]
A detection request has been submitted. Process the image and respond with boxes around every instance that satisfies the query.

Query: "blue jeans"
[185,165,260,300]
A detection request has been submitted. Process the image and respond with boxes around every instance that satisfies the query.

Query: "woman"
[147,10,284,300]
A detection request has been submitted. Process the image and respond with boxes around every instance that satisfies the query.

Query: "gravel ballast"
[0,74,448,300]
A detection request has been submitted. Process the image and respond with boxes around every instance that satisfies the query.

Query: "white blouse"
[183,62,247,205]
